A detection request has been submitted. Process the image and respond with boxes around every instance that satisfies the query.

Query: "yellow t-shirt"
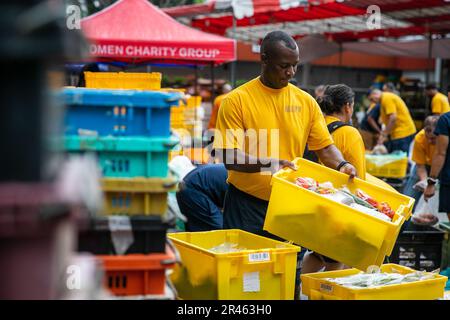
[213,77,333,201]
[412,129,436,166]
[325,116,366,180]
[431,92,450,115]
[380,92,416,140]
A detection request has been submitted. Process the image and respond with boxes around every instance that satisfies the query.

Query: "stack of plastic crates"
[62,81,183,299]
[167,90,203,139]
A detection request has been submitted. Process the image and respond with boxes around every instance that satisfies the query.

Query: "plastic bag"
[412,192,448,225]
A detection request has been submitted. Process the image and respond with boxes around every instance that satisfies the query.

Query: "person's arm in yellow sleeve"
[343,131,366,180]
[378,99,397,145]
[213,98,296,173]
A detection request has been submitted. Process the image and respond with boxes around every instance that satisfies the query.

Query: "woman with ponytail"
[316,84,367,179]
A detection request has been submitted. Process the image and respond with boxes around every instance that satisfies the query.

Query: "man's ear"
[261,53,268,66]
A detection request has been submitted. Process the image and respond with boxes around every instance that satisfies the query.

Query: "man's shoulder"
[289,85,318,106]
[414,129,426,143]
[223,79,258,102]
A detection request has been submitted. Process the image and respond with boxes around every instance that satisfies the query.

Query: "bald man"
[213,30,357,298]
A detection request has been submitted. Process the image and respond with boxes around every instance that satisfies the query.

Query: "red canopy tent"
[80,0,236,65]
[165,0,450,43]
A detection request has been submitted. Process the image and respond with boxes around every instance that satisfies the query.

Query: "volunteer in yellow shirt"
[425,83,450,115]
[213,30,356,232]
[369,89,416,154]
[403,115,440,207]
[213,31,356,300]
[319,84,366,180]
[207,83,232,129]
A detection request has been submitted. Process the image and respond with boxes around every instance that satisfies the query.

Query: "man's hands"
[339,162,357,179]
[377,132,388,145]
[269,159,297,174]
[413,180,428,192]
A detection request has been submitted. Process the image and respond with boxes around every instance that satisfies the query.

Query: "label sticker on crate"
[248,252,270,262]
[108,216,133,231]
[320,283,334,293]
[108,216,134,255]
[243,272,260,292]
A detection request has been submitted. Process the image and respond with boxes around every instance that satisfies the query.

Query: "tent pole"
[426,34,432,84]
[230,15,237,88]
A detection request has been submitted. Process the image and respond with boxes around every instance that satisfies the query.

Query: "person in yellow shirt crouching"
[369,89,416,154]
[425,83,450,115]
[403,115,440,209]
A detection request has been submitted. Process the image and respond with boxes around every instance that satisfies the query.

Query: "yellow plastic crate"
[84,72,161,90]
[171,112,185,122]
[365,154,408,178]
[264,158,415,271]
[301,264,448,300]
[168,229,300,300]
[186,96,202,108]
[102,177,178,216]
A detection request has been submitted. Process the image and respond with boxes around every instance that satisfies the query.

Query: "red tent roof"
[81,0,236,65]
[171,0,450,43]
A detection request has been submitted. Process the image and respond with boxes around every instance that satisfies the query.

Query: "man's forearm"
[416,164,428,181]
[316,144,345,170]
[383,115,396,135]
[367,116,381,134]
[215,148,271,173]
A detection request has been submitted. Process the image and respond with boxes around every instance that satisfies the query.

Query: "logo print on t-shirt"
[285,106,301,112]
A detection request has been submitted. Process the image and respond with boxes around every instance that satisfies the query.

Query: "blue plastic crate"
[62,88,182,137]
[64,135,179,178]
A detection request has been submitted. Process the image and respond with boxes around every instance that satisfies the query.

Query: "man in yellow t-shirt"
[369,89,416,154]
[403,115,440,207]
[213,31,356,236]
[208,83,232,130]
[425,83,450,115]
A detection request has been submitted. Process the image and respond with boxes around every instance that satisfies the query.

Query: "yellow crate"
[84,72,161,90]
[186,96,202,108]
[365,153,409,179]
[101,177,178,216]
[264,158,415,271]
[301,264,448,300]
[171,112,185,122]
[168,229,300,300]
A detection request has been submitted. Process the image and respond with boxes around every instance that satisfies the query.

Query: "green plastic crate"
[64,135,178,178]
